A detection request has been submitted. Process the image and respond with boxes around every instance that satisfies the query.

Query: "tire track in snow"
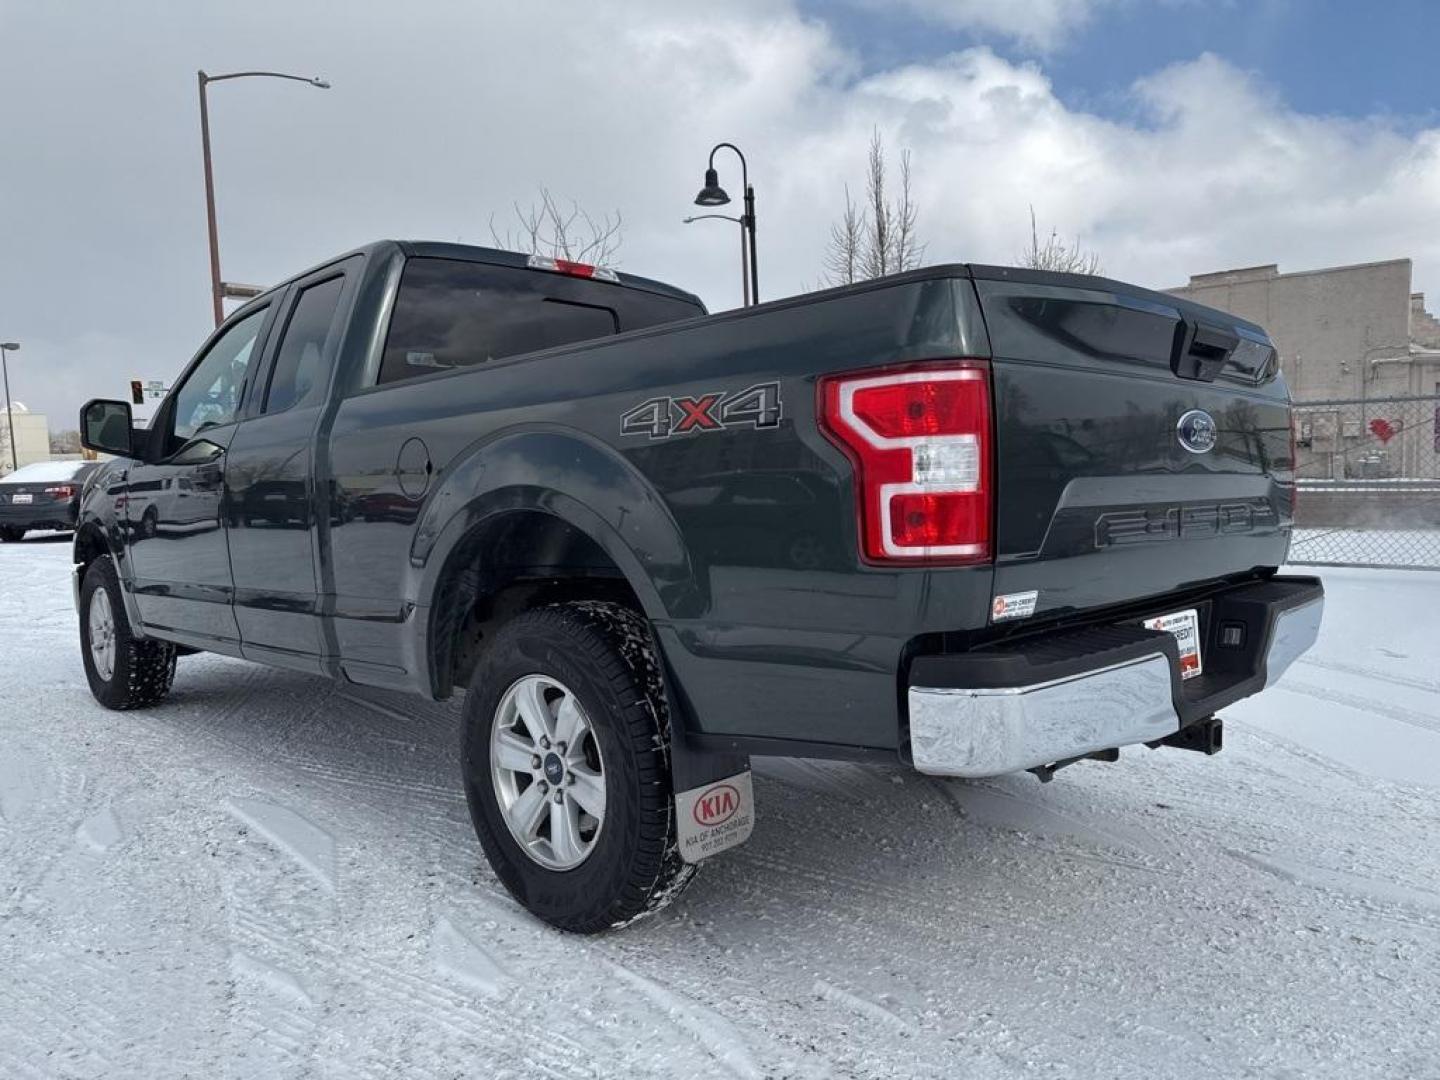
[607,961,763,1080]
[1235,723,1389,791]
[0,950,125,1076]
[1225,848,1440,927]
[218,792,341,1076]
[1296,655,1440,695]
[431,914,516,997]
[1278,679,1440,735]
[221,848,624,1079]
[225,797,337,892]
[931,777,1176,874]
[279,758,465,807]
[74,805,125,853]
[230,912,593,1080]
[0,746,39,823]
[812,979,914,1033]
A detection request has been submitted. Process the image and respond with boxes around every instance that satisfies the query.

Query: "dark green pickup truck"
[74,241,1322,931]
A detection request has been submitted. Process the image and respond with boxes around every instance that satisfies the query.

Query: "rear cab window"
[376,257,702,386]
[263,274,347,414]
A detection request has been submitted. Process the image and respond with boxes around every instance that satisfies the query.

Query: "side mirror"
[80,399,135,458]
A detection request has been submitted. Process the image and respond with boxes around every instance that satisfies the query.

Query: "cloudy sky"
[2,0,1438,426]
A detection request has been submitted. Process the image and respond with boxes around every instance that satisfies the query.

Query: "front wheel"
[79,556,176,709]
[461,602,695,933]
[0,527,25,542]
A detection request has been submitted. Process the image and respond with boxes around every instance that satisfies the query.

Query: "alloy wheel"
[489,674,607,870]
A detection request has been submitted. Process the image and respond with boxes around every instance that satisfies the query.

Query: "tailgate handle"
[1171,318,1239,382]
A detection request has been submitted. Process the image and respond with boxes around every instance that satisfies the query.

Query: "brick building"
[1167,258,1440,403]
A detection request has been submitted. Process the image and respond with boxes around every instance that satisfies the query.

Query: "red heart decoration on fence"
[1369,418,1400,443]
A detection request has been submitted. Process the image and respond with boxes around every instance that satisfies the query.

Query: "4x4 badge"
[621,382,782,440]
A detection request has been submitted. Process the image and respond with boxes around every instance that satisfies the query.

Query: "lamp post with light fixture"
[693,143,758,306]
[1,342,19,472]
[198,69,330,327]
[682,212,749,307]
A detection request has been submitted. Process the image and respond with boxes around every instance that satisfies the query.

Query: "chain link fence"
[1290,394,1440,569]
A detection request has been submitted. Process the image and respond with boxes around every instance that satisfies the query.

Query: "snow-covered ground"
[2,537,1438,1080]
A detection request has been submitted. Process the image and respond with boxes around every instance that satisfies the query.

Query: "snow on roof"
[0,460,90,484]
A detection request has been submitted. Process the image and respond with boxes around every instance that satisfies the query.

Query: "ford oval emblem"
[1177,409,1217,454]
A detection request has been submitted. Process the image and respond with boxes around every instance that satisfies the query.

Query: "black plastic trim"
[908,575,1323,729]
[910,624,1179,691]
[687,732,898,764]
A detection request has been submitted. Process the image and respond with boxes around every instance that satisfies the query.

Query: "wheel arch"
[422,505,652,698]
[73,518,148,637]
[409,428,703,699]
[73,520,110,572]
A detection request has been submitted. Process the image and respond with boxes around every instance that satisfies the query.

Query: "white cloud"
[0,2,1437,424]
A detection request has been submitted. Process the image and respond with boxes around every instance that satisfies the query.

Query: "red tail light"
[44,485,75,499]
[819,361,993,565]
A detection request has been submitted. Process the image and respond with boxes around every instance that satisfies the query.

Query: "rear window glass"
[264,274,346,414]
[377,257,699,385]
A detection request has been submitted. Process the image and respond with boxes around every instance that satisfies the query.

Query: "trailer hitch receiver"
[1150,715,1224,756]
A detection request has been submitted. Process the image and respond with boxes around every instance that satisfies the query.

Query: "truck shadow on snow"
[156,654,1172,937]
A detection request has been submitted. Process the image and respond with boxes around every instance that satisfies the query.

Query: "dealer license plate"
[10,493,32,504]
[1145,608,1202,680]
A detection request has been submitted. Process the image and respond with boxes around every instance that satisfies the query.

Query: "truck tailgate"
[972,267,1292,619]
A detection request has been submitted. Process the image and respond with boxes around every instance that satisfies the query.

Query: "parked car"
[73,241,1323,932]
[0,460,98,540]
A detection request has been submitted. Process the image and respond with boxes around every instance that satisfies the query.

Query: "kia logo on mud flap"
[693,784,740,827]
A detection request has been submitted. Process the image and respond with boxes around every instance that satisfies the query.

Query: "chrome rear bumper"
[908,583,1323,779]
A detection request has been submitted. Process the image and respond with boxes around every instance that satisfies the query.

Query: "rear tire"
[461,601,695,933]
[0,527,25,542]
[79,556,176,710]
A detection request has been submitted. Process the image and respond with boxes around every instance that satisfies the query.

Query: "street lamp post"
[0,342,19,472]
[198,69,330,327]
[693,143,758,306]
[683,213,749,307]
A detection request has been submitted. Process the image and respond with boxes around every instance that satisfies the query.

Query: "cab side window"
[172,307,267,443]
[263,275,346,414]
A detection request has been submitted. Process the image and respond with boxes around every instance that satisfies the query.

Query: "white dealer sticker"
[1144,608,1203,680]
[991,590,1038,622]
[674,770,755,865]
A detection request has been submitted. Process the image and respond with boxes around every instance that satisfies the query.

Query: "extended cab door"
[124,302,276,649]
[225,259,358,674]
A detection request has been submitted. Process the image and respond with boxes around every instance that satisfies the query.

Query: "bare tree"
[1020,205,1102,275]
[490,187,623,265]
[822,129,925,287]
[823,185,864,288]
[892,148,921,275]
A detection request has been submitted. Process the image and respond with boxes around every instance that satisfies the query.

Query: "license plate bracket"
[1145,607,1203,680]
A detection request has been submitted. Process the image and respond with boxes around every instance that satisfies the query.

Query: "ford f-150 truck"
[75,241,1323,932]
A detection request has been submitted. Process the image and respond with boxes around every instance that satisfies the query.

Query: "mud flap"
[675,770,755,864]
[669,734,753,865]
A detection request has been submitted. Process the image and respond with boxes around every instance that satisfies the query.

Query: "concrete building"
[0,405,52,476]
[1167,258,1440,403]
